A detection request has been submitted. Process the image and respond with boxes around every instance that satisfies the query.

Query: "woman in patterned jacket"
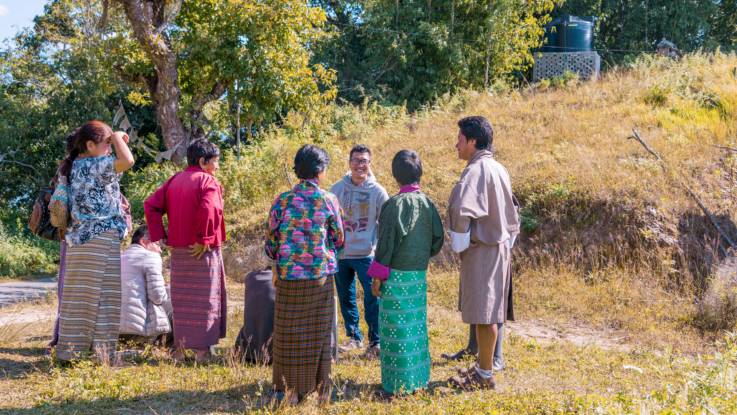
[265,144,345,404]
[56,120,135,362]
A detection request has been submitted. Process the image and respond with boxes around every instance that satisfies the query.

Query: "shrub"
[0,214,58,278]
[121,162,179,222]
[643,85,670,107]
[550,70,579,89]
[695,262,737,331]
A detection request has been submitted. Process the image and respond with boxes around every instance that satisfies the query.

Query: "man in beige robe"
[448,115,520,389]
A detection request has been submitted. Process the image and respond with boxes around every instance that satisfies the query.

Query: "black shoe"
[441,348,477,361]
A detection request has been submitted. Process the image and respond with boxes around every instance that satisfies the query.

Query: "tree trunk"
[245,119,254,143]
[119,0,188,163]
[484,0,493,90]
[235,102,242,155]
[450,0,455,36]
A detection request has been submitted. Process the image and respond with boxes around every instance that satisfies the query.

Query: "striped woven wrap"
[170,247,227,350]
[272,275,334,396]
[56,230,121,361]
[379,269,430,394]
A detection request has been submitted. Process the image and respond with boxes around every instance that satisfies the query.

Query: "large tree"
[107,0,335,160]
[313,0,560,109]
[113,0,189,160]
[0,0,335,203]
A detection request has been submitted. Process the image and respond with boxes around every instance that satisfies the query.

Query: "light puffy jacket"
[119,244,171,337]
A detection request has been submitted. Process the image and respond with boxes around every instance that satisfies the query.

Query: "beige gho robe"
[448,150,520,324]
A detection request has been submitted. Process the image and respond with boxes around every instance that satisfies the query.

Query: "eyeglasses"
[350,158,371,166]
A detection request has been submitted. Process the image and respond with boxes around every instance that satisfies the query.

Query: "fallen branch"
[712,144,737,153]
[627,128,736,254]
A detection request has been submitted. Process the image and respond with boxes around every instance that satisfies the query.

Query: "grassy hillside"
[2,52,736,413]
[194,51,737,343]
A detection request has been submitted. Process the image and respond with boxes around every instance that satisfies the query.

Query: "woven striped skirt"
[50,240,68,347]
[272,275,334,396]
[379,269,430,394]
[56,231,121,361]
[170,247,227,350]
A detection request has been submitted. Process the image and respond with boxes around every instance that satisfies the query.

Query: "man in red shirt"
[144,139,226,363]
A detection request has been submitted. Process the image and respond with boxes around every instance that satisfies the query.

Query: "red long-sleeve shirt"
[144,166,226,248]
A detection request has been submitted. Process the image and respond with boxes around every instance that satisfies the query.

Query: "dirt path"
[507,319,631,352]
[0,300,630,354]
[0,276,630,353]
[0,278,56,308]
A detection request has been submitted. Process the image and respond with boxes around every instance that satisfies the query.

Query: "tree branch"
[118,0,188,162]
[99,0,110,30]
[627,128,736,253]
[0,153,36,170]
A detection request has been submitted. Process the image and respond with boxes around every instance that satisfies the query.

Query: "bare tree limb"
[712,144,737,153]
[627,127,736,254]
[189,81,228,141]
[0,152,36,170]
[628,128,663,162]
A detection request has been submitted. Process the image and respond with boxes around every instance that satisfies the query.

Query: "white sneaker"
[493,358,505,372]
[338,339,364,352]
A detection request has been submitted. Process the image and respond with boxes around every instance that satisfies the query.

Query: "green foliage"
[520,207,540,234]
[711,0,737,49]
[172,0,337,139]
[555,0,734,64]
[642,85,671,107]
[550,70,580,89]
[121,162,179,222]
[0,0,159,206]
[99,0,337,144]
[314,0,560,110]
[0,212,58,279]
[0,0,336,206]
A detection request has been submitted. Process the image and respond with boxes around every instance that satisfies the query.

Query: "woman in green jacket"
[368,149,444,395]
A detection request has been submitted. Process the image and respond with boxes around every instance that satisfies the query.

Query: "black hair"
[187,139,221,167]
[457,116,493,150]
[131,225,149,245]
[294,144,330,180]
[349,144,372,159]
[391,150,422,186]
[59,120,113,179]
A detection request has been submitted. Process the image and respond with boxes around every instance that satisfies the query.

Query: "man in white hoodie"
[330,144,389,357]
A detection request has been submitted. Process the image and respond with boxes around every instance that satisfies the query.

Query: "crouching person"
[119,226,171,343]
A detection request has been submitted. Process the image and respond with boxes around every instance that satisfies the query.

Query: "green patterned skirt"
[379,269,430,394]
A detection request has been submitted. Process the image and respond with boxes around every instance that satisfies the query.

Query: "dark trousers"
[334,257,379,346]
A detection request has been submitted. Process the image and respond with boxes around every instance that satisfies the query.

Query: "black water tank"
[542,15,595,52]
[541,18,561,52]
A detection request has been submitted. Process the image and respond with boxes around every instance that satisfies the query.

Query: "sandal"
[449,368,496,390]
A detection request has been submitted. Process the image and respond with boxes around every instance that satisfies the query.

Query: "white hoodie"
[330,172,389,259]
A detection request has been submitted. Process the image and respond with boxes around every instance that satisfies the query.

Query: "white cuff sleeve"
[507,233,518,249]
[450,230,471,253]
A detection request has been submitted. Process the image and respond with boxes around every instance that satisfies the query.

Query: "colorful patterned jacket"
[265,180,345,280]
